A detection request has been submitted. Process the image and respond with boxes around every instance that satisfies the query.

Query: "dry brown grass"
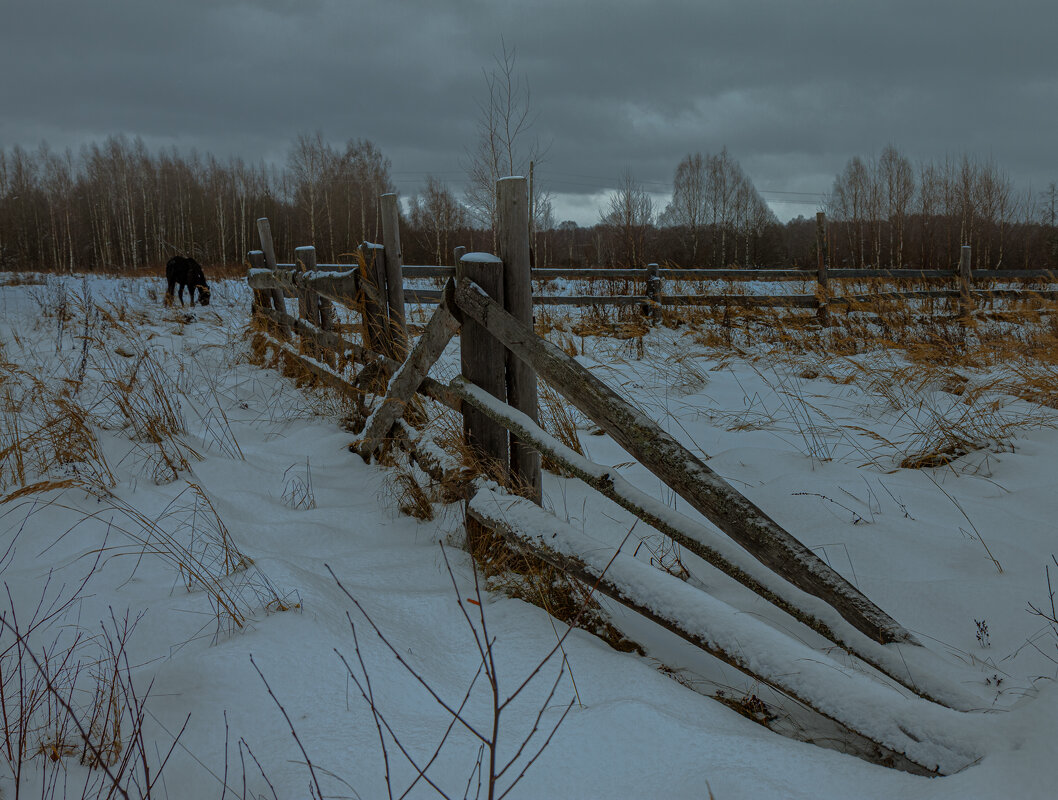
[0,360,115,495]
[519,275,1058,478]
[538,380,584,474]
[466,513,641,654]
[102,348,201,484]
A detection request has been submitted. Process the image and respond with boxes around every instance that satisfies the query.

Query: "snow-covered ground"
[0,273,1056,798]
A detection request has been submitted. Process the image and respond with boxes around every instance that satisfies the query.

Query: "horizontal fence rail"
[259,263,1058,310]
[278,264,1058,282]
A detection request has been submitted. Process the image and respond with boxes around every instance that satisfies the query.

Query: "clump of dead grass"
[0,360,115,495]
[281,458,317,510]
[538,381,584,474]
[466,514,641,654]
[98,348,200,484]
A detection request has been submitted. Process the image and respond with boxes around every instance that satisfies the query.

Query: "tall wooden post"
[295,246,320,359]
[496,177,542,503]
[256,218,289,333]
[816,211,830,324]
[456,252,509,477]
[379,193,408,358]
[359,242,391,356]
[294,246,319,322]
[958,245,973,323]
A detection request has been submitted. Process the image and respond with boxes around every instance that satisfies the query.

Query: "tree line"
[0,134,1055,273]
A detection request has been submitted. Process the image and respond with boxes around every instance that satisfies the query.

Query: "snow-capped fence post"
[497,176,542,503]
[379,193,408,358]
[255,218,289,334]
[816,212,830,324]
[456,251,510,478]
[359,242,393,357]
[247,250,270,311]
[958,245,973,323]
[644,262,661,321]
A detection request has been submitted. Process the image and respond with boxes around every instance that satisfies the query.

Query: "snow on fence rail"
[245,179,994,775]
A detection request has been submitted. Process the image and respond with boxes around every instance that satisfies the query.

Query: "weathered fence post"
[248,250,269,311]
[456,251,509,477]
[497,176,542,503]
[645,262,661,322]
[314,256,336,333]
[317,290,335,331]
[379,193,408,358]
[295,245,320,359]
[255,218,289,334]
[294,246,319,322]
[359,242,392,356]
[958,245,973,323]
[816,211,830,324]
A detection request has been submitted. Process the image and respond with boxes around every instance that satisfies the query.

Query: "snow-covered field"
[0,273,1056,798]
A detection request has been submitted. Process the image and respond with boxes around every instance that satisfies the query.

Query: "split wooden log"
[453,276,914,646]
[392,419,467,492]
[248,266,360,309]
[446,376,983,708]
[355,280,461,461]
[468,485,977,777]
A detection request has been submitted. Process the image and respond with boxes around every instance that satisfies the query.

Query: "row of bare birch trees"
[826,145,1055,270]
[0,133,393,272]
[0,135,1055,273]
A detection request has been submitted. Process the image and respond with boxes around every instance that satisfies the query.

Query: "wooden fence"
[255,261,1058,309]
[246,180,993,776]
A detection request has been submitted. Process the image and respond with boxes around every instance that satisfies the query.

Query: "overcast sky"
[2,0,1055,224]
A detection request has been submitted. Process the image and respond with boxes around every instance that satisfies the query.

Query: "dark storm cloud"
[2,0,1056,222]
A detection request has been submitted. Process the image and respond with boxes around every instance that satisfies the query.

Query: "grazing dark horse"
[165,256,211,307]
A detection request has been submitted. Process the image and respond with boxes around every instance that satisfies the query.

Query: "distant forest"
[0,134,1055,273]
